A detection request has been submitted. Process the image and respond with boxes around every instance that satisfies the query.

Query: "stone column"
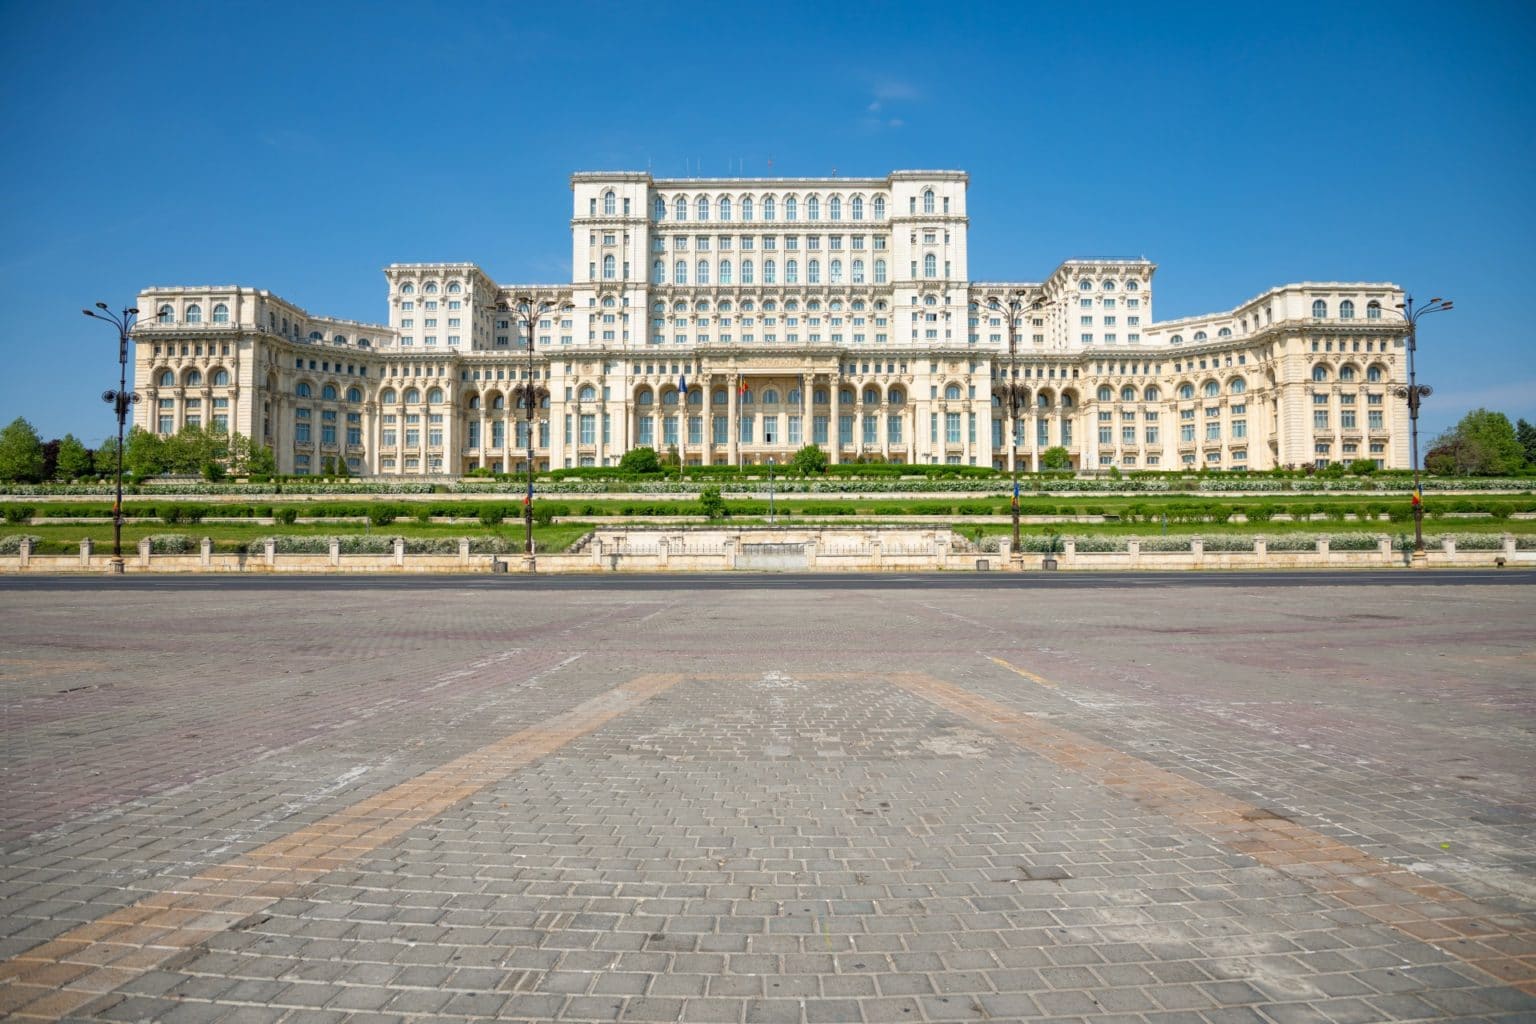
[264,537,276,567]
[201,537,213,568]
[138,536,152,568]
[1377,536,1390,563]
[394,536,406,567]
[459,537,471,566]
[828,379,841,464]
[329,536,341,567]
[17,537,30,569]
[80,537,93,567]
[727,375,739,466]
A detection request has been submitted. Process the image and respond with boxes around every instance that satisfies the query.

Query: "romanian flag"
[678,374,688,397]
[739,378,748,396]
[1411,487,1422,508]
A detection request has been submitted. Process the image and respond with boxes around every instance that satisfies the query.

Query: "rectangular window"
[579,413,596,445]
[1314,410,1329,430]
[945,412,961,444]
[813,415,828,445]
[688,415,702,445]
[1145,426,1159,444]
[1368,410,1384,429]
[1180,424,1195,442]
[1341,409,1357,429]
[839,414,854,445]
[713,415,728,445]
[1122,426,1136,444]
[1232,420,1247,439]
[1099,426,1112,444]
[739,415,754,444]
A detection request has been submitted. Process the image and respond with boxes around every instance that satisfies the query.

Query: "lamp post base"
[1411,548,1428,568]
[106,558,125,575]
[521,554,537,573]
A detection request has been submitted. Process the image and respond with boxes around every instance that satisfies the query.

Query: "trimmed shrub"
[275,507,299,525]
[2,505,34,524]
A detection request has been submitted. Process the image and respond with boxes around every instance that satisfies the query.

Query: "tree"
[246,444,276,478]
[0,417,46,482]
[1517,418,1536,469]
[698,486,727,519]
[124,426,167,477]
[618,446,662,474]
[1426,408,1524,476]
[54,434,93,480]
[1041,445,1072,471]
[790,444,828,476]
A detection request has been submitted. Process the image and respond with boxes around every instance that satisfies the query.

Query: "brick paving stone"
[0,577,1533,1021]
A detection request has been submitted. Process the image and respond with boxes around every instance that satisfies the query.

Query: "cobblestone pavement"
[0,576,1532,1022]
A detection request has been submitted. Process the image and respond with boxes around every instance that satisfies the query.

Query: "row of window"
[1313,364,1386,382]
[156,303,229,325]
[1076,280,1143,293]
[294,382,366,402]
[650,257,890,286]
[155,368,232,388]
[396,281,463,296]
[646,192,896,223]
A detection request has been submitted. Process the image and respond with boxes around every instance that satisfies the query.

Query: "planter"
[1041,557,1059,571]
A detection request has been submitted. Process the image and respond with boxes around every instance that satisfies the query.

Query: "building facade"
[134,170,1411,476]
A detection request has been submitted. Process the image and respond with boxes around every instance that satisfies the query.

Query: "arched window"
[157,369,174,386]
[185,369,202,386]
[689,389,703,406]
[1126,281,1140,291]
[1037,392,1052,409]
[157,304,174,323]
[741,196,753,221]
[653,260,665,284]
[1102,280,1116,292]
[851,258,865,283]
[1178,383,1195,400]
[662,389,679,406]
[741,259,754,285]
[675,260,687,284]
[889,387,905,405]
[1170,334,1183,344]
[400,283,414,295]
[829,196,841,220]
[426,388,443,404]
[719,259,733,285]
[696,260,709,285]
[1079,280,1093,292]
[1144,385,1160,402]
[579,384,597,402]
[404,387,420,403]
[603,190,616,215]
[212,369,230,386]
[1121,386,1136,402]
[763,388,779,404]
[924,253,937,278]
[334,334,346,345]
[1367,301,1382,320]
[764,259,776,284]
[873,195,886,219]
[654,197,665,220]
[186,304,202,324]
[347,387,362,403]
[763,196,775,220]
[1061,393,1075,409]
[874,259,887,284]
[807,259,820,284]
[922,189,935,213]
[829,259,842,284]
[309,331,324,342]
[380,388,397,404]
[491,395,505,410]
[712,388,727,406]
[322,384,338,400]
[212,303,229,323]
[784,196,798,220]
[1097,386,1113,401]
[785,259,799,284]
[802,196,817,221]
[863,386,880,405]
[813,388,829,405]
[1203,380,1219,398]
[944,383,962,400]
[423,282,438,294]
[696,196,709,221]
[719,196,731,221]
[1218,328,1232,337]
[674,196,687,221]
[1194,331,1207,342]
[1312,299,1328,318]
[1230,377,1247,394]
[851,196,863,220]
[1339,299,1355,319]
[741,389,754,404]
[447,281,461,294]
[1339,365,1357,382]
[639,389,656,406]
[839,387,855,404]
[602,254,615,279]
[468,395,480,410]
[1311,365,1329,382]
[1367,365,1384,382]
[296,382,312,398]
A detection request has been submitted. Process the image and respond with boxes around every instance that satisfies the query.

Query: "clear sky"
[2,0,1532,445]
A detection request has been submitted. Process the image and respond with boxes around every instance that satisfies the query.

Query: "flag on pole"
[739,378,748,397]
[1411,487,1422,508]
[678,374,688,397]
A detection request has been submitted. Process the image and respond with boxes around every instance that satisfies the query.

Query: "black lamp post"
[82,303,141,574]
[767,456,775,525]
[1388,295,1451,561]
[490,296,573,561]
[985,292,1044,560]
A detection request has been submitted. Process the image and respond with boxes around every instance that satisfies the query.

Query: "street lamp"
[489,296,574,563]
[985,291,1045,561]
[1387,295,1452,561]
[767,456,776,525]
[82,303,142,574]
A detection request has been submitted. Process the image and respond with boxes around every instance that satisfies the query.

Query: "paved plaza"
[0,572,1533,1023]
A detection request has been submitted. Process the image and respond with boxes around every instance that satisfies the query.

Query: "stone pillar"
[722,376,736,466]
[998,538,1012,565]
[1128,538,1140,566]
[805,537,818,570]
[138,536,152,568]
[658,536,670,569]
[722,536,736,570]
[828,379,841,464]
[17,536,31,569]
[329,536,341,567]
[1316,537,1330,561]
[201,537,213,568]
[1191,537,1204,565]
[1257,538,1269,563]
[1063,538,1076,567]
[80,537,93,567]
[459,537,471,566]
[264,537,276,567]
[1442,536,1456,559]
[1503,533,1517,561]
[592,536,605,568]
[1377,537,1391,562]
[394,536,406,567]
[869,534,883,571]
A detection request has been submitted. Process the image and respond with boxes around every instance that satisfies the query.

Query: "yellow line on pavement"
[987,655,1057,688]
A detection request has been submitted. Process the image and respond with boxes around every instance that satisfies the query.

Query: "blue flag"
[1014,479,1020,499]
[679,374,688,396]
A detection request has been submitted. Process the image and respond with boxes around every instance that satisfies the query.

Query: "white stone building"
[134,170,1410,475]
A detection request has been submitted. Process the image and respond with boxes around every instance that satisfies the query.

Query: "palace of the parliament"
[134,171,1411,476]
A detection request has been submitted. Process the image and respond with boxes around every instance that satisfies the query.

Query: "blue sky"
[2,0,1532,444]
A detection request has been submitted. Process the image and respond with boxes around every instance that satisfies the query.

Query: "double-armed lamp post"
[986,292,1044,560]
[1389,295,1452,560]
[489,296,574,561]
[82,303,142,574]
